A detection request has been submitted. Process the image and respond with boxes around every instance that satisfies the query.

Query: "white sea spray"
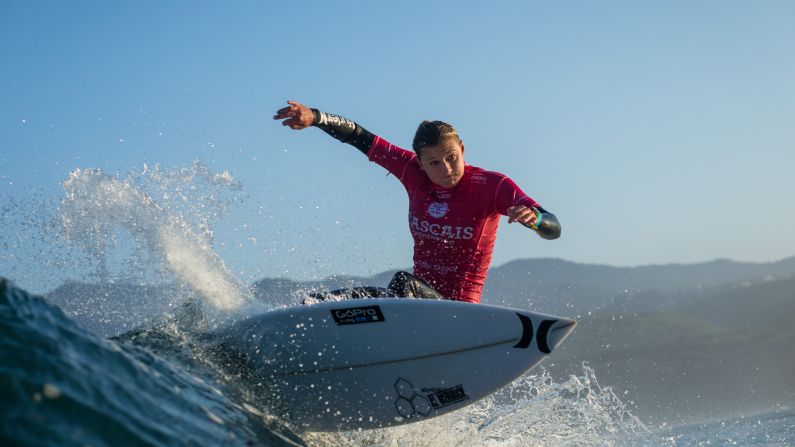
[307,364,647,447]
[58,162,249,311]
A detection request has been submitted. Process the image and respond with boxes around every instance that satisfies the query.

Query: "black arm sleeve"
[524,206,562,240]
[311,109,376,155]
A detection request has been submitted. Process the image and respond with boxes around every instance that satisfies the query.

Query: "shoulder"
[368,135,428,186]
[371,135,415,156]
[465,165,511,189]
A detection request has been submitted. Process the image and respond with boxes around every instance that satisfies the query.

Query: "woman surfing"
[274,100,560,303]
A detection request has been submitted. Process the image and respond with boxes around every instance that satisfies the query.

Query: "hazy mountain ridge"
[481,256,795,315]
[45,281,194,337]
[555,309,795,423]
[45,256,795,336]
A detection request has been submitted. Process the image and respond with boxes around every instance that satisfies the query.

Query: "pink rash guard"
[368,135,540,303]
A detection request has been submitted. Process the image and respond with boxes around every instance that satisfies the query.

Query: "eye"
[447,155,457,162]
[429,160,440,166]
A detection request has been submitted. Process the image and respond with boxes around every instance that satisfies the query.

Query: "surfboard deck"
[219,298,576,431]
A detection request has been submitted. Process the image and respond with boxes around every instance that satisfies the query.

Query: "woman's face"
[417,140,465,188]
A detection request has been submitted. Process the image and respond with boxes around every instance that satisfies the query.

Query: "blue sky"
[2,1,794,288]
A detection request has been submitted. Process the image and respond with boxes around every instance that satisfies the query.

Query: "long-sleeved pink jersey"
[368,135,540,303]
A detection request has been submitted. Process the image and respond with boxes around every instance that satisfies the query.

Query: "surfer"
[274,101,560,303]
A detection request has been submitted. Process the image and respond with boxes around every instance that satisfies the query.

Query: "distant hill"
[481,256,795,315]
[45,281,192,337]
[247,256,795,316]
[553,307,795,424]
[543,270,795,424]
[670,274,795,329]
[47,256,795,334]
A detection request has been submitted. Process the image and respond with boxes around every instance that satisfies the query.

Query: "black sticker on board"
[426,385,469,409]
[330,305,385,325]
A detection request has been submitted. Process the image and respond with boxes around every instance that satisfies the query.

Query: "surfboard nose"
[546,318,576,352]
[513,314,577,353]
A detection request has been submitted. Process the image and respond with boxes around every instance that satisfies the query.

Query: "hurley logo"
[427,202,448,218]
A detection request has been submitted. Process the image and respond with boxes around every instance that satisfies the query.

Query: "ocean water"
[0,279,301,447]
[631,410,795,446]
[2,164,792,446]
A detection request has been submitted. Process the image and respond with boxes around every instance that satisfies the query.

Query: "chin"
[438,177,459,188]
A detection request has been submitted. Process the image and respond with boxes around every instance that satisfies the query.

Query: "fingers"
[507,206,524,223]
[525,210,539,226]
[273,108,298,120]
[507,206,538,225]
[274,100,313,129]
[273,100,304,120]
[273,107,293,118]
[507,206,518,223]
[281,117,308,130]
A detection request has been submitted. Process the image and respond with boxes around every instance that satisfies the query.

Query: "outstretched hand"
[273,100,315,130]
[507,205,539,227]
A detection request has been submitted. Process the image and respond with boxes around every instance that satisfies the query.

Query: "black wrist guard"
[523,206,562,240]
[311,109,376,155]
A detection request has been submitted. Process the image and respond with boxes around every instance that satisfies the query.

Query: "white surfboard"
[219,298,576,432]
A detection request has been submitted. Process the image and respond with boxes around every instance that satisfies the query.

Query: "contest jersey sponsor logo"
[416,260,459,275]
[410,214,474,240]
[427,202,448,218]
[434,190,452,200]
[471,174,488,184]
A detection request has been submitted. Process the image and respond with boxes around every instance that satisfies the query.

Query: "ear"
[460,141,465,154]
[416,155,426,172]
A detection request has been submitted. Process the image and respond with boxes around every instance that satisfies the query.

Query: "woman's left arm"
[497,177,562,240]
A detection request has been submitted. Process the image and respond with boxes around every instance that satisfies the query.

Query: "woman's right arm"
[274,100,419,185]
[273,100,375,155]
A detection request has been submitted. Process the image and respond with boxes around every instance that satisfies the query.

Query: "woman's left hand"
[507,205,538,226]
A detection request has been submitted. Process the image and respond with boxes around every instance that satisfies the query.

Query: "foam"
[307,364,647,447]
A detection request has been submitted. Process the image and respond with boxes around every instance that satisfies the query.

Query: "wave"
[0,278,303,447]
